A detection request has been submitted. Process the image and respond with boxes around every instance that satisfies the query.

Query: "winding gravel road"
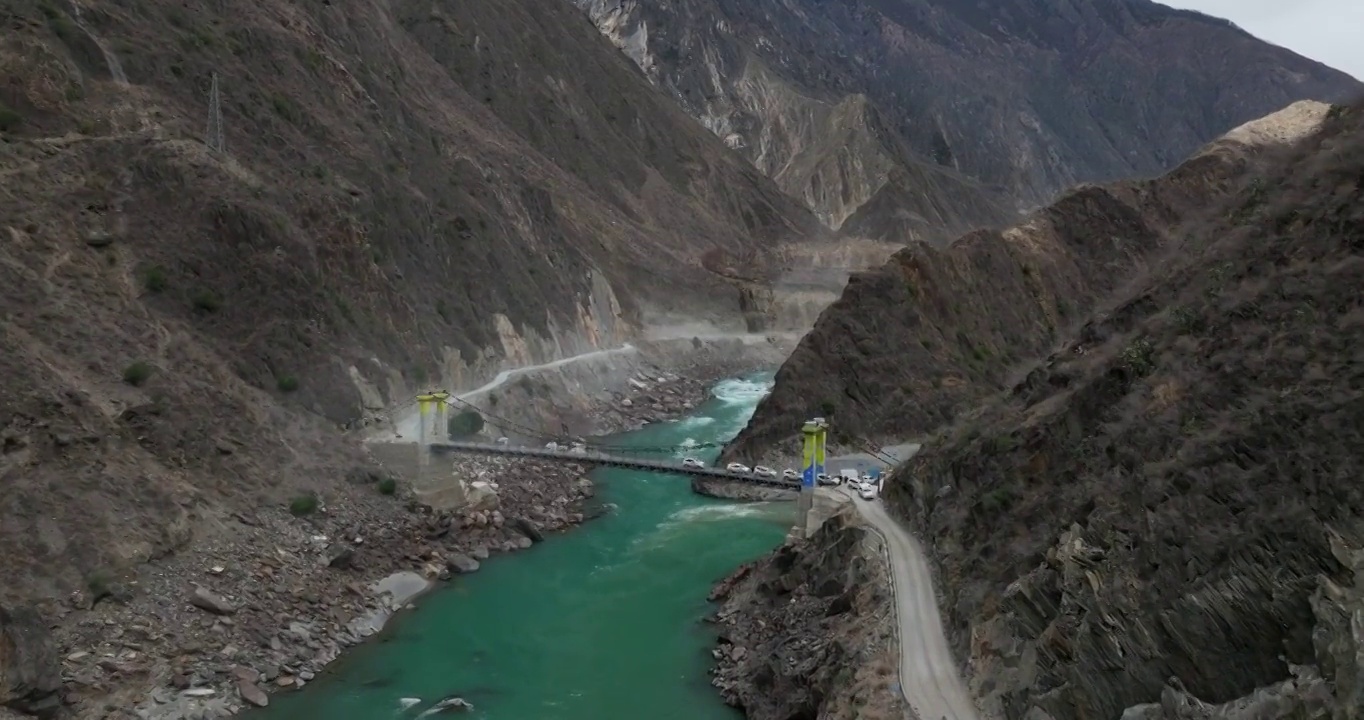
[849,490,981,720]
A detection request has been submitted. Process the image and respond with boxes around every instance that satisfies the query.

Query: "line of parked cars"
[815,470,880,500]
[699,461,881,498]
[682,460,789,479]
[719,462,787,479]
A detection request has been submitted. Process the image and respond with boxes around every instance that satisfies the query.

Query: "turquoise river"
[255,372,791,719]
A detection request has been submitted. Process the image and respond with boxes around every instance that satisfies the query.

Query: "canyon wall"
[725,101,1335,462]
[0,0,823,615]
[889,101,1364,719]
[571,0,1361,238]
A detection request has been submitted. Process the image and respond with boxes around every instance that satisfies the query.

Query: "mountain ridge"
[723,99,1338,461]
[571,0,1362,240]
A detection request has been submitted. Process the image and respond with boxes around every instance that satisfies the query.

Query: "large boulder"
[0,606,62,718]
[463,480,499,512]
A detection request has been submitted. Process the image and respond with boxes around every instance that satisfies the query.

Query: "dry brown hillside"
[724,101,1336,462]
[891,102,1364,718]
[0,0,822,614]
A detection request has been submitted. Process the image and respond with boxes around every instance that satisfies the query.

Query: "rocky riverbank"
[706,502,909,720]
[0,356,775,720]
[28,454,594,720]
[590,337,789,436]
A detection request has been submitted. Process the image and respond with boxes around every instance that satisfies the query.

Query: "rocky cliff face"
[888,102,1364,718]
[724,101,1334,462]
[0,607,61,718]
[571,0,1361,238]
[0,0,822,615]
[708,503,908,720]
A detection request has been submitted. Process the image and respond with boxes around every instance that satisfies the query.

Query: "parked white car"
[753,465,778,478]
[858,483,878,501]
[495,436,509,446]
[817,473,838,486]
[725,462,751,474]
[782,469,799,480]
[682,457,705,469]
[545,441,559,451]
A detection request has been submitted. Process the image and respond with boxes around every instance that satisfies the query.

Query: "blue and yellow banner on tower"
[800,421,819,487]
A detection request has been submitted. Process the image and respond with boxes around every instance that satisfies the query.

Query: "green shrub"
[448,409,484,438]
[1121,338,1156,376]
[377,477,397,495]
[191,289,221,313]
[86,570,112,598]
[277,376,300,393]
[143,266,168,293]
[289,493,318,516]
[122,361,153,386]
[0,103,22,133]
[980,487,1015,513]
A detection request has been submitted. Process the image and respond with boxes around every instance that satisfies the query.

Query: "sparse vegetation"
[191,289,222,313]
[0,103,22,133]
[289,493,319,516]
[978,487,1015,513]
[277,375,300,393]
[1120,337,1155,376]
[335,297,354,323]
[40,1,77,42]
[986,434,1018,454]
[85,570,113,599]
[122,361,153,386]
[270,93,300,124]
[143,266,168,293]
[377,477,397,495]
[1171,304,1200,334]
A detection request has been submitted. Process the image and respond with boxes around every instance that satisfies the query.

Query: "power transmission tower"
[206,72,224,153]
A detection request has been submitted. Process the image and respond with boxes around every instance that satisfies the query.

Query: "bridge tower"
[431,390,450,441]
[797,420,820,537]
[415,392,437,482]
[814,417,828,479]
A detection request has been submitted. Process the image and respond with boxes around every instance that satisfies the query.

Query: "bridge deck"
[429,441,801,489]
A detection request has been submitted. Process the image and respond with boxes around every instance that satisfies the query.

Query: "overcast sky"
[1159,0,1362,80]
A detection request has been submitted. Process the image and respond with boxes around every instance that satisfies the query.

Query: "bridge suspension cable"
[438,391,724,455]
[408,388,904,469]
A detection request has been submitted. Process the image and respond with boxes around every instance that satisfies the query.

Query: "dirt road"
[851,490,981,720]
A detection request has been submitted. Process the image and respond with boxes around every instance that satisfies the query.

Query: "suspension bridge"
[369,385,902,531]
[429,441,800,488]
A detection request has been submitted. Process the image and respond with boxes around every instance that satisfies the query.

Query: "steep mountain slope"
[890,101,1364,719]
[724,101,1336,461]
[0,0,821,615]
[572,0,1361,236]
